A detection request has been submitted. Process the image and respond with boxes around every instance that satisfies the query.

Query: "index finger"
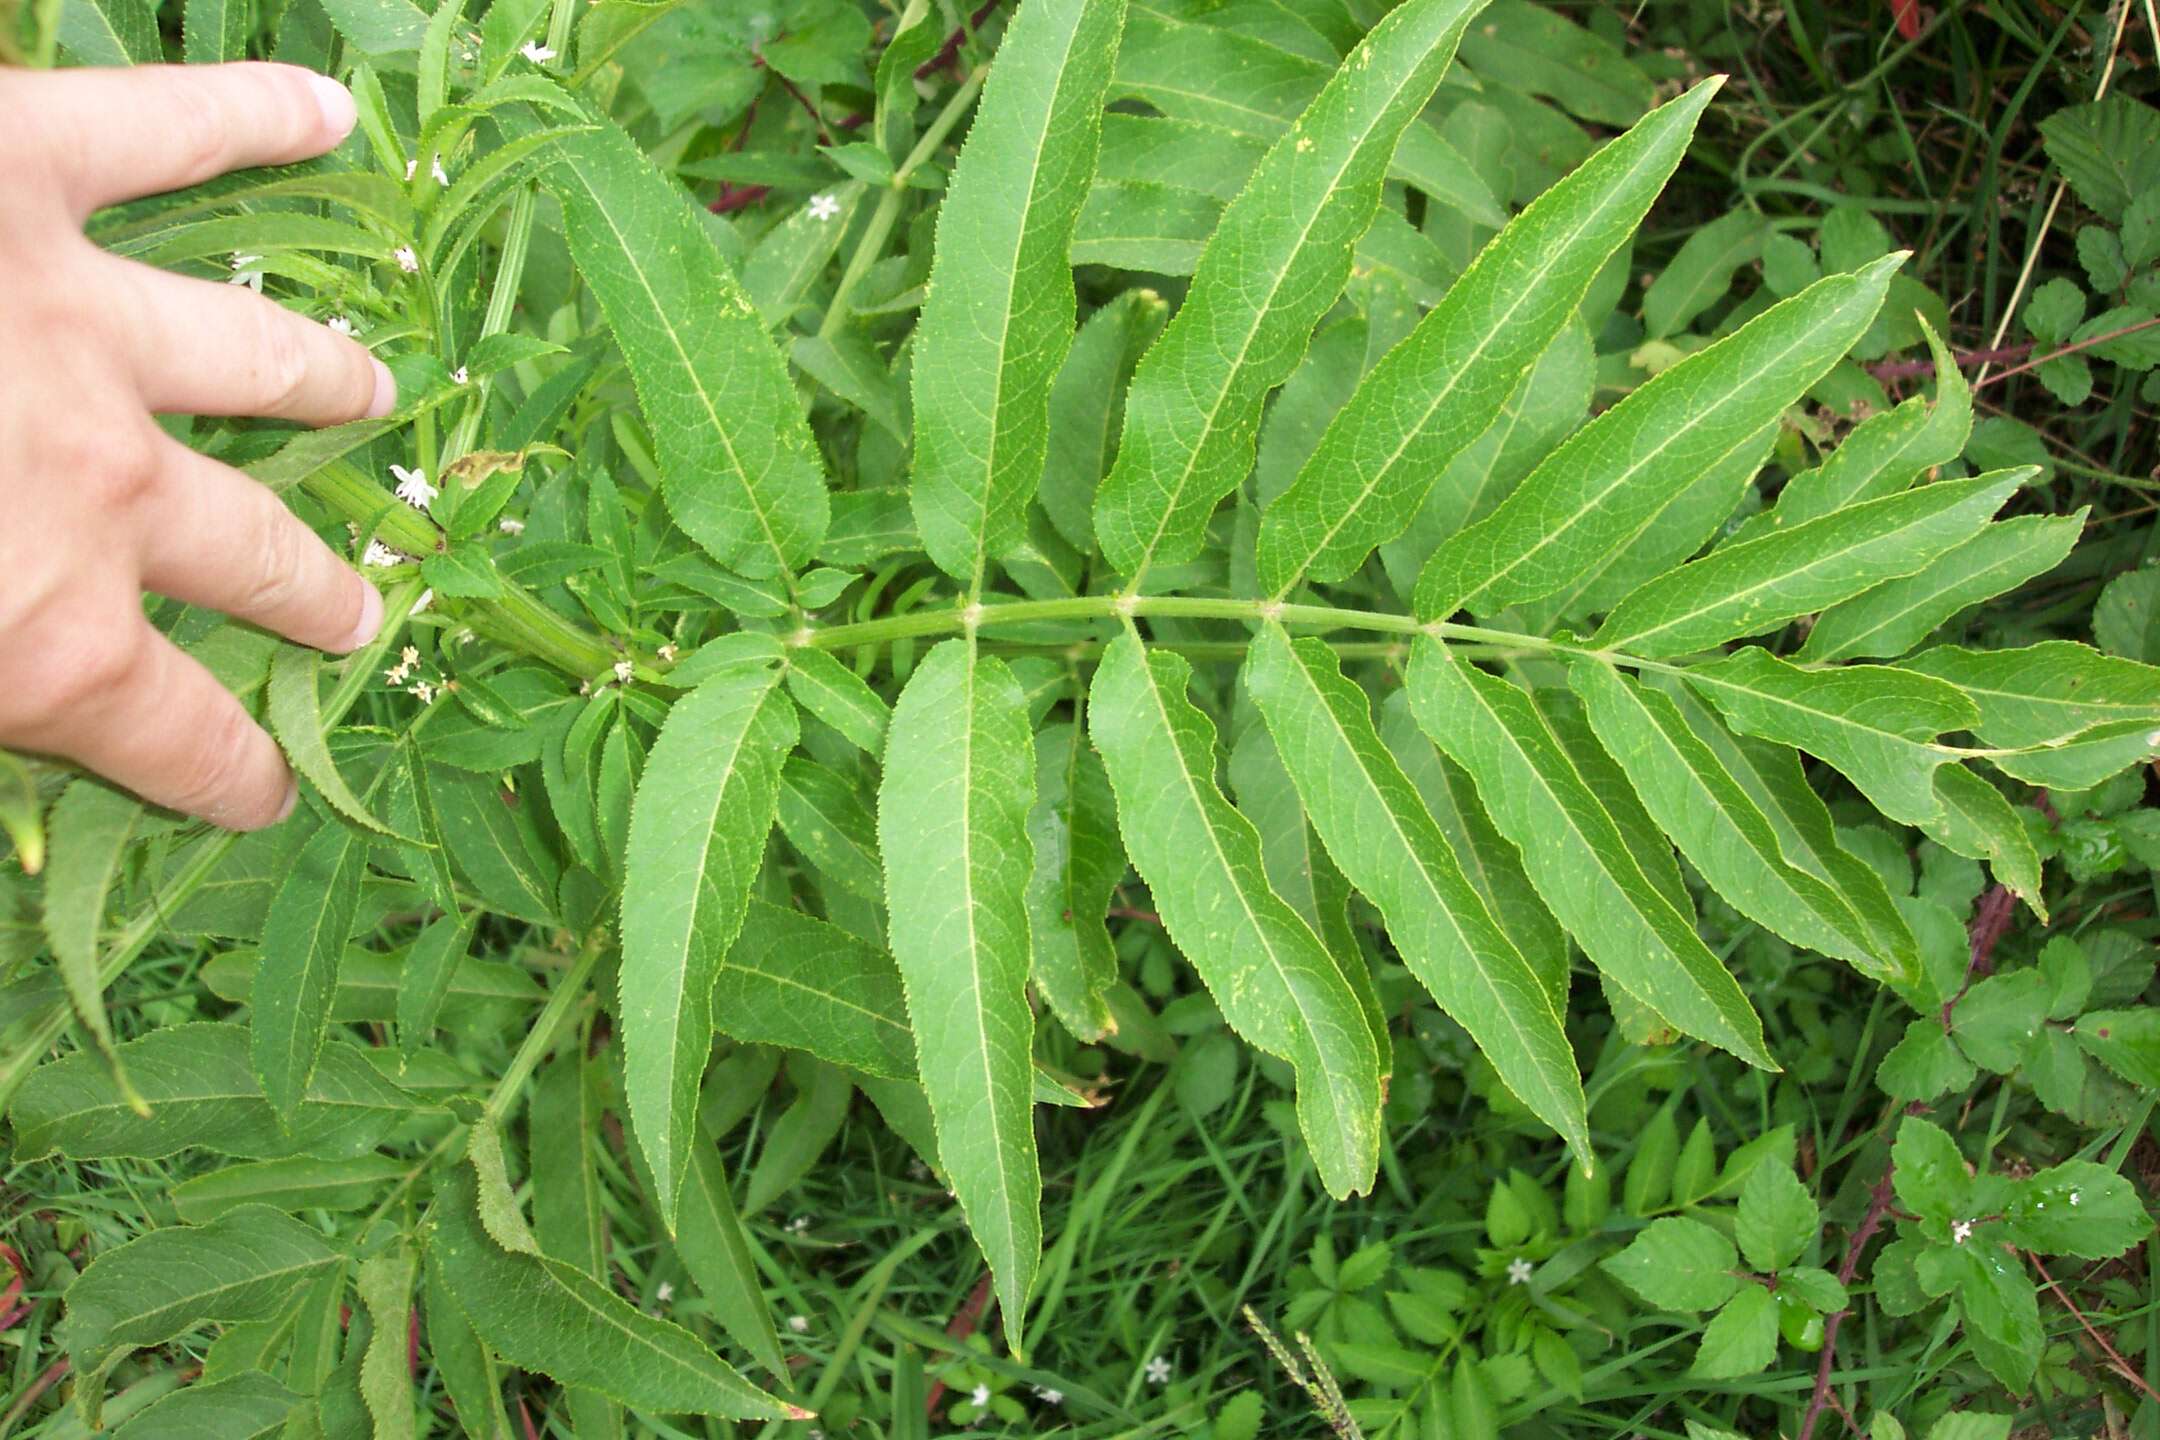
[7,63,358,218]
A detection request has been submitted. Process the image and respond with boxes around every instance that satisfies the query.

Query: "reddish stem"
[923,1271,997,1416]
[916,0,1006,78]
[2029,1252,2160,1402]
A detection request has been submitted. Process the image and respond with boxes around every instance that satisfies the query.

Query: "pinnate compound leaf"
[532,1053,640,1431]
[1245,626,1588,1164]
[395,911,478,1061]
[1919,764,2045,918]
[1899,640,2160,786]
[1417,254,1902,619]
[1407,638,1770,1066]
[1025,720,1125,1041]
[41,780,140,1076]
[425,1167,798,1421]
[877,638,1040,1353]
[60,1205,341,1380]
[1093,0,1489,582]
[910,0,1128,587]
[620,663,795,1225]
[536,121,827,578]
[1089,631,1383,1197]
[1657,681,1917,976]
[1255,76,1720,596]
[1599,1216,1742,1311]
[251,820,368,1120]
[108,1372,300,1439]
[783,646,891,755]
[268,645,401,836]
[714,899,916,1080]
[172,1155,410,1224]
[1592,470,2026,658]
[1798,513,2084,663]
[357,1247,417,1440]
[1684,647,1974,826]
[1570,659,1890,976]
[11,1024,416,1161]
[1377,693,1569,1011]
[1733,318,1971,545]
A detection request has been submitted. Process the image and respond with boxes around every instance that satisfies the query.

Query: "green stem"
[302,461,618,677]
[817,67,986,341]
[483,934,607,1123]
[787,592,1654,670]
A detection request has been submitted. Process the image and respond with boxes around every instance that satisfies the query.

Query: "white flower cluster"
[382,645,439,703]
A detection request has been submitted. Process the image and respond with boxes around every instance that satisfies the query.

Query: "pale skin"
[0,62,394,831]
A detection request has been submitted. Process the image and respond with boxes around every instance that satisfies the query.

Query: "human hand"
[0,62,395,830]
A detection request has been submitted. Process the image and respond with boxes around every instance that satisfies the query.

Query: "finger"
[23,616,297,830]
[138,441,385,654]
[116,260,395,425]
[11,63,357,217]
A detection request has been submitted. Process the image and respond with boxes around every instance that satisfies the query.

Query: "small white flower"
[613,658,634,685]
[451,365,470,385]
[1506,1257,1535,1286]
[579,679,591,695]
[655,1281,674,1303]
[411,588,434,615]
[228,267,264,292]
[401,646,420,666]
[391,463,438,509]
[327,315,355,337]
[657,643,678,663]
[1952,1218,1975,1245]
[787,1314,810,1333]
[521,40,556,62]
[1143,1355,1172,1385]
[969,1384,990,1408]
[1032,1386,1064,1406]
[807,191,841,222]
[404,157,419,181]
[455,627,476,646]
[394,245,420,274]
[410,680,436,703]
[2069,1189,2081,1206]
[362,540,407,567]
[384,663,410,685]
[498,516,525,535]
[1295,135,1314,153]
[431,154,450,186]
[231,252,263,270]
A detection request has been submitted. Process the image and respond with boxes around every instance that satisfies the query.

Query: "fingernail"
[309,73,358,141]
[342,580,384,652]
[273,779,300,824]
[366,357,396,419]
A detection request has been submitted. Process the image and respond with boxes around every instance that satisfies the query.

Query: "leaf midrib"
[1120,4,1450,578]
[1274,124,1675,592]
[1277,638,1576,1125]
[1451,278,1861,611]
[1606,481,2003,651]
[556,148,792,573]
[1437,647,1749,1043]
[1128,643,1364,1132]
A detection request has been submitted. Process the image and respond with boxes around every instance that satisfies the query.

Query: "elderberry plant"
[3,0,2158,1433]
